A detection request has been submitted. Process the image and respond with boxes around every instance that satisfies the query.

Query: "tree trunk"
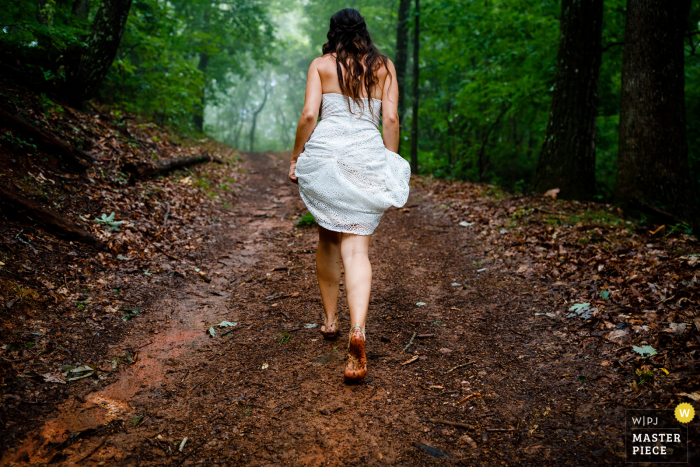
[533,0,604,200]
[66,0,133,102]
[616,0,699,224]
[394,0,411,145]
[0,184,105,249]
[410,0,420,174]
[72,0,91,20]
[249,86,269,152]
[193,53,210,132]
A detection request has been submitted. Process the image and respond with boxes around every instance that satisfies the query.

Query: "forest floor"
[1,87,700,465]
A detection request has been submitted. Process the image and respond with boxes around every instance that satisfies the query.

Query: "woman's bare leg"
[340,233,372,329]
[340,233,371,382]
[316,225,342,336]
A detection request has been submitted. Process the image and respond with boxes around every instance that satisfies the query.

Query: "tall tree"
[193,52,209,132]
[616,0,699,223]
[66,0,133,101]
[410,0,420,173]
[533,0,604,200]
[249,85,269,152]
[394,0,411,144]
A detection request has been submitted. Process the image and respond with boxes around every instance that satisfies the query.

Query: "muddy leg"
[340,233,371,382]
[316,225,342,337]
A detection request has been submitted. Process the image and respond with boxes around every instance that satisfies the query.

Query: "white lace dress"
[295,93,411,235]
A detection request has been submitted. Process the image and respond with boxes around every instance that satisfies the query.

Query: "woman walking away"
[288,8,411,383]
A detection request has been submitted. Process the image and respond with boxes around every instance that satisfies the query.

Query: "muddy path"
[3,151,665,465]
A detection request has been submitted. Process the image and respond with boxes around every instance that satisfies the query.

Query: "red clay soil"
[2,151,699,465]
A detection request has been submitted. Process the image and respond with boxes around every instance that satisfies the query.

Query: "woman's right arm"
[381,59,400,153]
[289,60,323,184]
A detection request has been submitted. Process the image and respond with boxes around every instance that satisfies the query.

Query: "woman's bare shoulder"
[313,54,336,67]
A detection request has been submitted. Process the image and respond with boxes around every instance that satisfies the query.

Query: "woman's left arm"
[381,59,400,153]
[289,60,323,184]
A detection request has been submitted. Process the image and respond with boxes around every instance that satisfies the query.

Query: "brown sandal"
[344,326,367,383]
[320,314,339,340]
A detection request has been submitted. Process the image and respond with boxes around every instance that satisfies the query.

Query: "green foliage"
[295,211,316,226]
[101,0,274,132]
[94,212,124,231]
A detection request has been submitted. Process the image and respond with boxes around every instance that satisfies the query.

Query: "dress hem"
[314,218,375,236]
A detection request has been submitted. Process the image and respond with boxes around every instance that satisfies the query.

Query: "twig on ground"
[188,376,215,394]
[445,361,474,374]
[401,355,419,365]
[75,438,107,463]
[486,428,515,432]
[221,325,244,337]
[174,439,207,466]
[400,331,417,354]
[154,245,183,262]
[457,393,481,404]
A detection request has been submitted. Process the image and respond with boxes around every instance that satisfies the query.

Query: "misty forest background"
[2,0,700,225]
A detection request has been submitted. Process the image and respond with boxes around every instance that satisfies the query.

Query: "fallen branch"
[425,418,475,430]
[0,108,94,171]
[0,184,105,249]
[123,152,224,180]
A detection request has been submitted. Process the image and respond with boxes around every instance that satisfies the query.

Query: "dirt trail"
[6,151,641,465]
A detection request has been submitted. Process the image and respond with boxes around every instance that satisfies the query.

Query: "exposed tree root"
[121,151,224,180]
[0,184,105,249]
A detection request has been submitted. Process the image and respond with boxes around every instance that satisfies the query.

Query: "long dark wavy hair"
[322,8,392,117]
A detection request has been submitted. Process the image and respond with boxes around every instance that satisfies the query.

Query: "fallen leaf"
[544,188,560,199]
[678,392,700,402]
[402,355,419,365]
[42,373,66,384]
[632,345,657,358]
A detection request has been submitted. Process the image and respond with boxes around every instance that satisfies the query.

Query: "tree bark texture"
[121,152,223,180]
[67,0,133,101]
[193,53,210,132]
[616,0,698,224]
[0,108,94,171]
[0,184,105,249]
[410,0,419,174]
[533,0,604,200]
[394,0,411,140]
